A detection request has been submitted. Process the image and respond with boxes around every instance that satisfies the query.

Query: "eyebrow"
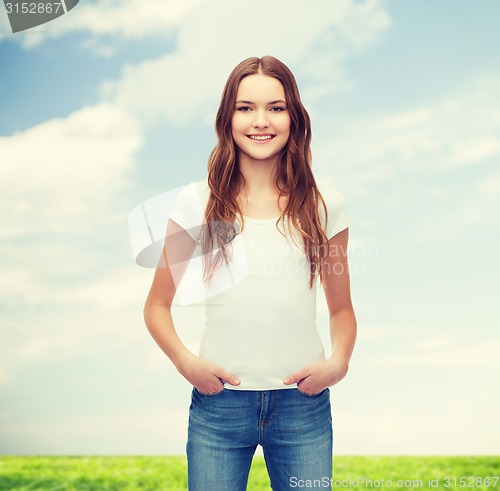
[235,99,286,105]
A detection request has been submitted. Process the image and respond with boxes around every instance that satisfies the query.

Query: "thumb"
[283,369,308,385]
[217,369,240,386]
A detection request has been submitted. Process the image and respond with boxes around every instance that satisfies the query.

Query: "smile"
[247,135,275,142]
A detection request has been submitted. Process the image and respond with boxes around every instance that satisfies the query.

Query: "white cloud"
[99,0,390,128]
[1,0,391,58]
[462,168,500,226]
[312,73,500,242]
[0,404,192,454]
[356,324,424,339]
[0,260,208,381]
[0,102,141,238]
[414,336,458,350]
[1,0,206,50]
[334,404,500,455]
[315,74,500,191]
[0,102,143,376]
[360,339,500,368]
[332,359,500,454]
[0,266,150,373]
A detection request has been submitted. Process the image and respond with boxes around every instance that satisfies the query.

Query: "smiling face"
[231,73,291,168]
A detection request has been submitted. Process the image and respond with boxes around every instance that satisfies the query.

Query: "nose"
[253,109,269,128]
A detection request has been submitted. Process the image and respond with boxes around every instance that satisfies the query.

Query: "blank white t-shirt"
[169,178,349,390]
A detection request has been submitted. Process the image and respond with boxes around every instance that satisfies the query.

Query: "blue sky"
[1,0,499,456]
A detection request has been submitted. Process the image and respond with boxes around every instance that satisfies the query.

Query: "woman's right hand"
[176,352,240,394]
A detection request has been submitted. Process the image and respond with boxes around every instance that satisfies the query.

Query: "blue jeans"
[186,387,333,490]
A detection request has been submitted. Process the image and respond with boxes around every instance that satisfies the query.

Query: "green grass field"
[0,456,498,490]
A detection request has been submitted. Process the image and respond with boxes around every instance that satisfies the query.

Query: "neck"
[237,153,281,196]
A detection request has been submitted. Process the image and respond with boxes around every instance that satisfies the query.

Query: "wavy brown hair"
[200,55,330,289]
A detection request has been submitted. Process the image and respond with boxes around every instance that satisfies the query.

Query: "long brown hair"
[200,55,330,289]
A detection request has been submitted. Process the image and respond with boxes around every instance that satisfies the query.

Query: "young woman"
[143,55,357,491]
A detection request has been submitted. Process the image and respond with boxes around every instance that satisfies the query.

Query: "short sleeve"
[168,181,205,242]
[318,184,349,239]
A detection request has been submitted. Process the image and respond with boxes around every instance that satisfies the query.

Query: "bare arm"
[283,227,357,393]
[143,218,240,393]
[323,227,357,369]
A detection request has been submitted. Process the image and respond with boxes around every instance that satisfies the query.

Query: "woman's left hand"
[283,357,349,395]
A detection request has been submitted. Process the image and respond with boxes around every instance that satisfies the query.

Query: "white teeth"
[249,135,273,141]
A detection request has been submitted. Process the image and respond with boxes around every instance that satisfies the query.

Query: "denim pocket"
[194,387,225,397]
[296,387,327,397]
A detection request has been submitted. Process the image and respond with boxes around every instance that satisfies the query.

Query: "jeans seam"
[262,392,277,426]
[258,391,264,445]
